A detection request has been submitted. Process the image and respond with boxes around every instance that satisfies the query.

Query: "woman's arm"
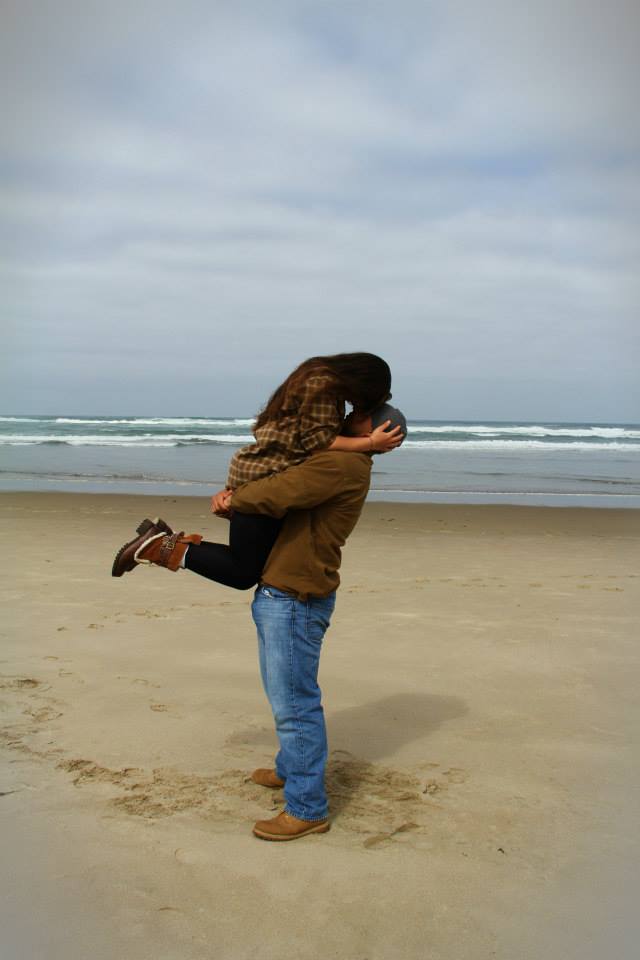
[329,420,404,454]
[329,434,373,452]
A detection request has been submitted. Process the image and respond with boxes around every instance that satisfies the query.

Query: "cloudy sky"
[2,0,638,420]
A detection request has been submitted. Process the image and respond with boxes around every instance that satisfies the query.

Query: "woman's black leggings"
[184,511,283,590]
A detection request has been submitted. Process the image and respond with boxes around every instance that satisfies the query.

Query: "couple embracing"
[113,353,406,841]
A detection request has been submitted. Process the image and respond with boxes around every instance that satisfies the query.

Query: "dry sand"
[1,493,639,959]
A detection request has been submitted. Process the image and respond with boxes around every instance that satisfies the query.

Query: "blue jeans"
[251,584,336,821]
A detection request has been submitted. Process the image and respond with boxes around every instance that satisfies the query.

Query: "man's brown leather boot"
[112,519,201,577]
[253,810,330,841]
[251,768,285,788]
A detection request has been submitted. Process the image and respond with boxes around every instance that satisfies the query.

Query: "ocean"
[1,415,639,507]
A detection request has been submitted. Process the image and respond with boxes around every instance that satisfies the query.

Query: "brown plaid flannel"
[227,374,345,488]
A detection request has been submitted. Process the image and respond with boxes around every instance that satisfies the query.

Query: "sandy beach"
[2,492,639,959]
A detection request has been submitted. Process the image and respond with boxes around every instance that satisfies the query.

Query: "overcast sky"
[2,0,638,420]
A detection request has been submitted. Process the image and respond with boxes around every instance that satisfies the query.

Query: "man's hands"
[369,420,404,453]
[210,488,233,518]
[210,423,402,519]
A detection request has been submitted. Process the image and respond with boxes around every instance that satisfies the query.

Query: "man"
[113,403,407,839]
[213,403,407,840]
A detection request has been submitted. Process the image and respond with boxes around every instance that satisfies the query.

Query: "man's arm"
[230,452,369,518]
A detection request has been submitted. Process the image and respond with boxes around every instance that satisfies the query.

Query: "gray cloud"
[1,0,638,419]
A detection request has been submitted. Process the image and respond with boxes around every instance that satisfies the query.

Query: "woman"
[112,352,403,584]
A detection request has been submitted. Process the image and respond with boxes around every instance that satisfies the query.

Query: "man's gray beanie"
[370,403,408,444]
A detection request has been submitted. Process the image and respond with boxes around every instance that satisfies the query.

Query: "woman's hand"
[210,488,234,518]
[369,420,405,453]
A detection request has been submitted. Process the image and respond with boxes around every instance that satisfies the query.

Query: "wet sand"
[1,493,639,959]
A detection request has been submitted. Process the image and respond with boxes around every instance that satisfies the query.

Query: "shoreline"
[2,484,640,508]
[4,487,640,519]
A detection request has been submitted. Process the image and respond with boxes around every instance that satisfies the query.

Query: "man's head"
[343,402,408,447]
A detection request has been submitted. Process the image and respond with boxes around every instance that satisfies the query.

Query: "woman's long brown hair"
[254,353,391,429]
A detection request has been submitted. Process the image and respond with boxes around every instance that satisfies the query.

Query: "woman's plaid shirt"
[227,374,345,488]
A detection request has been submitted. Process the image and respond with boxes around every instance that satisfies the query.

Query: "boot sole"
[252,821,330,841]
[111,518,171,577]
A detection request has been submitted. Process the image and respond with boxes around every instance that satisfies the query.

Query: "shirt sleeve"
[230,452,368,518]
[297,375,343,452]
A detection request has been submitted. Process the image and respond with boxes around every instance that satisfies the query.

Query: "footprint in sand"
[325,752,430,837]
[1,679,66,756]
[423,779,442,795]
[422,766,468,795]
[116,677,162,689]
[149,703,183,718]
[442,767,468,784]
[58,759,144,786]
[363,822,421,849]
[0,677,41,690]
[23,706,63,723]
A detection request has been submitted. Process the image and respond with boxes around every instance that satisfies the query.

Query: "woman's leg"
[184,512,282,590]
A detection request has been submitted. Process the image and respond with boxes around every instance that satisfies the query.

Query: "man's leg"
[251,585,336,826]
